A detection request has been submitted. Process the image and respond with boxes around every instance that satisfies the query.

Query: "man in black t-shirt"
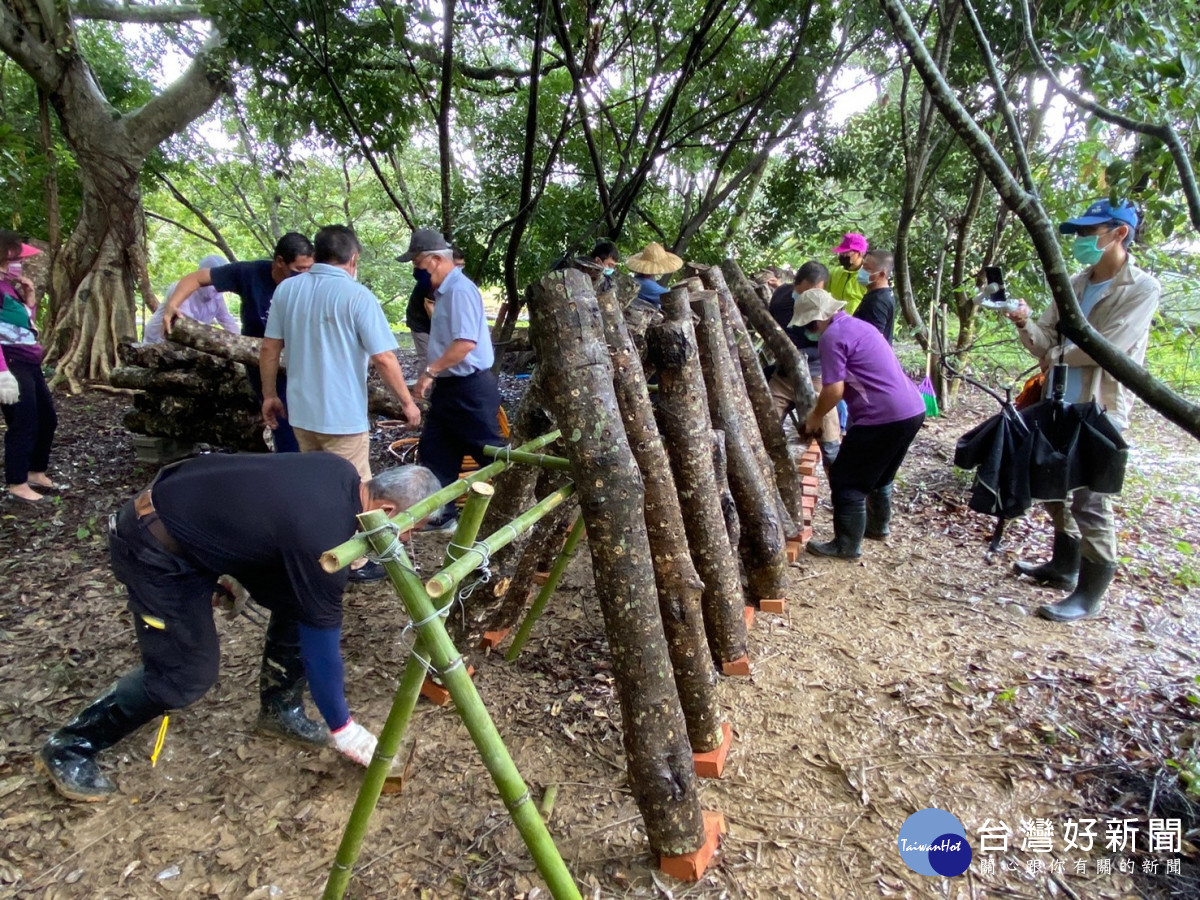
[853,249,896,344]
[161,233,315,453]
[36,453,442,802]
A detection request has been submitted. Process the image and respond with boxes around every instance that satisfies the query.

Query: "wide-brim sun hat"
[789,288,845,329]
[625,242,683,275]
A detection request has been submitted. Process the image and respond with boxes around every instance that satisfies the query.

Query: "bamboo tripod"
[320,433,583,900]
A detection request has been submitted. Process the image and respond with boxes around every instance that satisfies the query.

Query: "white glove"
[0,370,18,405]
[331,720,377,767]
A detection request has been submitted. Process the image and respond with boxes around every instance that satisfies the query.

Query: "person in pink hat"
[827,232,870,315]
[0,230,58,503]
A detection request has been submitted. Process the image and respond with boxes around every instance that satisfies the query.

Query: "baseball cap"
[1059,199,1139,234]
[831,233,869,254]
[396,228,451,262]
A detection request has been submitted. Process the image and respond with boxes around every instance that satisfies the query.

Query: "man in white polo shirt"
[260,224,420,481]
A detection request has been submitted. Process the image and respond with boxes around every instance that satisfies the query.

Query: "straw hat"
[788,288,845,329]
[625,242,683,275]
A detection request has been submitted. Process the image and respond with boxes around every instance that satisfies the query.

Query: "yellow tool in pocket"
[140,614,167,630]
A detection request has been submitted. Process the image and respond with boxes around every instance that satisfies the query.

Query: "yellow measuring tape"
[151,715,170,767]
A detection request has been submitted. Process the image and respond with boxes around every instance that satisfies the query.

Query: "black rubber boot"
[1014,532,1081,590]
[807,500,866,559]
[256,615,329,747]
[1036,558,1116,622]
[865,483,894,540]
[37,670,162,801]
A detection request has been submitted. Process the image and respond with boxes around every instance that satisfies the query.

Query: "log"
[697,265,805,525]
[529,268,706,858]
[109,366,252,400]
[711,430,740,554]
[118,341,234,375]
[719,258,816,416]
[597,286,724,754]
[687,289,789,603]
[647,287,748,667]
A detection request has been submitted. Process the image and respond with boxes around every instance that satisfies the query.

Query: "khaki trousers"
[1046,488,1118,564]
[769,373,840,443]
[293,427,372,481]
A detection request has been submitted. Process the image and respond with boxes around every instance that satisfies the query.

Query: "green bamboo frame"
[322,486,582,900]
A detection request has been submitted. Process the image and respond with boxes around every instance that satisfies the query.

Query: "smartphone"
[983,265,1007,304]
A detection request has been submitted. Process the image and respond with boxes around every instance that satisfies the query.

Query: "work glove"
[0,370,18,405]
[331,719,377,767]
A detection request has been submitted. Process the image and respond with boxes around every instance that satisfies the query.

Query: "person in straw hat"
[624,242,683,308]
[792,288,925,560]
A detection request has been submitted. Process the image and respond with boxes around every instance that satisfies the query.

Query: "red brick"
[693,722,734,779]
[659,811,727,881]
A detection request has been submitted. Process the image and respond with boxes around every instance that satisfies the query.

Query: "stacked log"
[114,340,267,451]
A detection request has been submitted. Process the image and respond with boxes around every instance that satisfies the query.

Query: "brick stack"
[785,440,821,562]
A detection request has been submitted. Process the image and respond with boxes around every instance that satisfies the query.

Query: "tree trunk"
[687,289,790,602]
[647,287,748,667]
[719,259,815,416]
[528,268,706,858]
[596,287,724,754]
[698,265,804,526]
[711,430,739,553]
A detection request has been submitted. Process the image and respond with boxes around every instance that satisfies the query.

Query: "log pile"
[114,340,267,451]
[114,318,416,452]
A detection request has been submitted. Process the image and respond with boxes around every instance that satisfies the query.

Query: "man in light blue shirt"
[260,225,420,483]
[400,228,504,529]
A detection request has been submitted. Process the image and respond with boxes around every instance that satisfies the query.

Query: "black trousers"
[418,371,504,512]
[245,366,299,453]
[830,412,925,507]
[2,358,57,486]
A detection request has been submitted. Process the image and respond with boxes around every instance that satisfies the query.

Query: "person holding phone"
[0,231,58,504]
[1006,199,1160,622]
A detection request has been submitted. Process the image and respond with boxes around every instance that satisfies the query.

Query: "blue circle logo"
[897,808,972,877]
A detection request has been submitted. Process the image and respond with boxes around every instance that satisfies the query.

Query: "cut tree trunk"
[687,290,790,603]
[528,268,706,858]
[711,430,740,553]
[698,265,804,525]
[596,286,724,754]
[647,287,748,667]
[719,259,816,417]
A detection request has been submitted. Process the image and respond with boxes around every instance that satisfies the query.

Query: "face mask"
[837,254,853,269]
[803,328,821,342]
[413,266,433,289]
[1072,235,1107,266]
[602,267,615,277]
[857,268,872,285]
[792,290,802,304]
[5,262,21,277]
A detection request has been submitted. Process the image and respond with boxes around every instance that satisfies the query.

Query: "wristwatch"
[423,367,436,378]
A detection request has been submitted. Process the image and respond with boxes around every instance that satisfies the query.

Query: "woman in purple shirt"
[797,289,925,559]
[0,231,58,503]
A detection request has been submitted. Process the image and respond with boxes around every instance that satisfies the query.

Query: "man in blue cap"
[1006,199,1160,622]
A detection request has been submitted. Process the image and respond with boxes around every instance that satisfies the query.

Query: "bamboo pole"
[324,487,495,899]
[320,431,561,573]
[505,516,586,661]
[425,484,576,599]
[355,509,582,900]
[481,445,573,471]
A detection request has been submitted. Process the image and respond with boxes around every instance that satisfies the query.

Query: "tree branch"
[150,170,238,260]
[126,33,229,154]
[70,1,205,24]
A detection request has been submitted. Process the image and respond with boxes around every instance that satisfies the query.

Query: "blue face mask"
[803,328,821,342]
[857,267,872,285]
[602,266,615,277]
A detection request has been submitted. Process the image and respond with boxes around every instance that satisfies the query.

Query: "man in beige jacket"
[1006,199,1160,622]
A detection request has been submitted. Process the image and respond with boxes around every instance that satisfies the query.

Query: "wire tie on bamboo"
[454,541,495,602]
[503,788,533,814]
[360,520,405,566]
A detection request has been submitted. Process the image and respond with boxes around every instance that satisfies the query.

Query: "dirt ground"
[1,386,1198,900]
